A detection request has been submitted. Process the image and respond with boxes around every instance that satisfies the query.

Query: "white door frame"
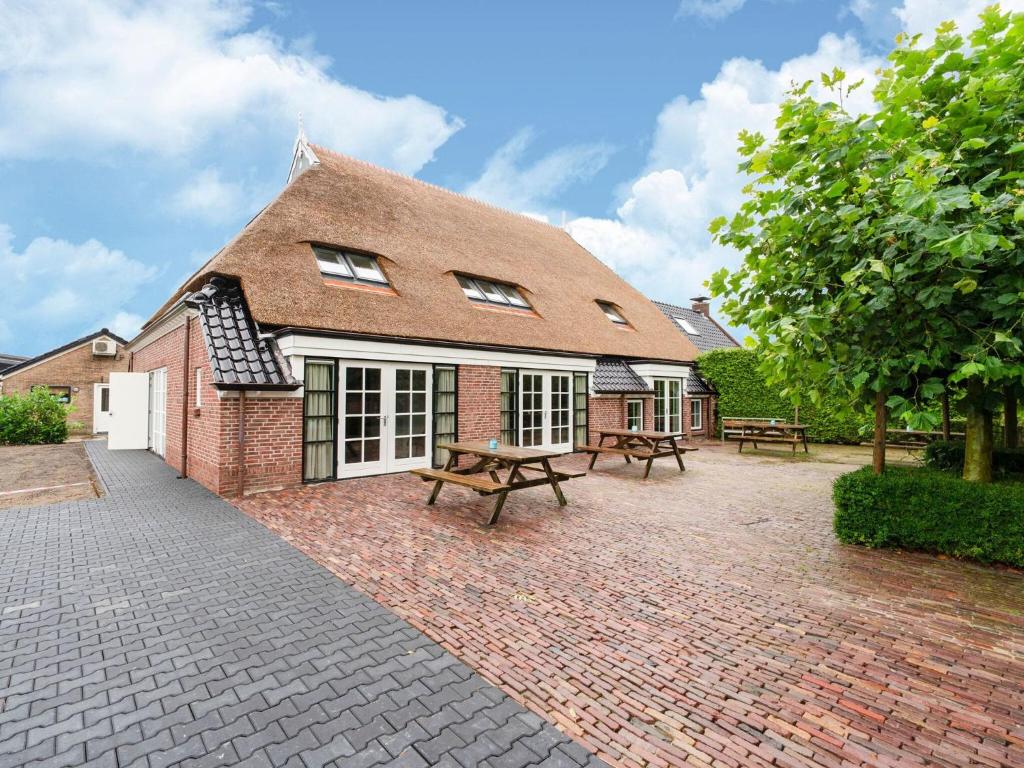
[519,369,573,453]
[93,383,112,433]
[107,372,151,449]
[336,361,433,478]
[148,368,167,457]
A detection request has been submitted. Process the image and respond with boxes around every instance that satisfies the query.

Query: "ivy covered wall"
[697,348,871,444]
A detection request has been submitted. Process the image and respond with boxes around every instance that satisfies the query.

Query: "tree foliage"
[0,387,71,445]
[710,6,1024,481]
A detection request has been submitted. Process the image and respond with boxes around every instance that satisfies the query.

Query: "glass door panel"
[521,373,544,447]
[342,365,383,469]
[392,368,428,466]
[549,374,571,448]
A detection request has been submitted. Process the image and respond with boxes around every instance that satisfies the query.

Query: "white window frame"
[313,246,389,285]
[675,316,701,335]
[653,378,682,433]
[690,398,703,430]
[195,367,203,407]
[597,301,628,325]
[457,275,530,309]
[626,399,643,432]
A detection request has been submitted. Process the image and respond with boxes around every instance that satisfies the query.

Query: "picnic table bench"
[880,429,965,451]
[723,419,809,453]
[410,441,585,525]
[580,429,697,479]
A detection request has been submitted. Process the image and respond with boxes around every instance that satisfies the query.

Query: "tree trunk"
[1005,385,1019,449]
[872,389,887,475]
[941,390,951,441]
[963,381,993,483]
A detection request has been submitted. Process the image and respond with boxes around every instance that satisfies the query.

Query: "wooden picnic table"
[410,441,585,525]
[723,419,809,453]
[882,429,965,449]
[580,429,697,479]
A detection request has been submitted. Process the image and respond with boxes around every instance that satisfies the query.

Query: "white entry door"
[520,370,573,453]
[338,362,432,478]
[107,372,150,449]
[93,383,112,433]
[148,368,167,457]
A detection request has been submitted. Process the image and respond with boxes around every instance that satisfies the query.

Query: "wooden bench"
[410,468,510,496]
[722,419,809,454]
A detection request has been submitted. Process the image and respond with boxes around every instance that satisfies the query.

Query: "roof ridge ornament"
[287,114,319,184]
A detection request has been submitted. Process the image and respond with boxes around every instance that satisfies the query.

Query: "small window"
[675,316,701,335]
[457,275,530,310]
[313,246,388,285]
[195,368,203,407]
[49,386,72,404]
[100,386,110,412]
[690,398,703,430]
[627,399,643,431]
[597,301,628,325]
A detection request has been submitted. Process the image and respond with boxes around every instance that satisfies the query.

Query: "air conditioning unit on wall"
[92,339,116,356]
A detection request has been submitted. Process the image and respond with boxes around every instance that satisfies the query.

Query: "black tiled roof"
[0,353,28,374]
[186,277,299,390]
[652,301,738,353]
[0,329,127,378]
[686,372,715,396]
[593,359,651,394]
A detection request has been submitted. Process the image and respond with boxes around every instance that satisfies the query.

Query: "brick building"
[117,134,722,497]
[0,329,129,434]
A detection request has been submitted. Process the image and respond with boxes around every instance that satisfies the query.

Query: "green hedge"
[833,466,1024,567]
[924,440,1024,476]
[0,387,71,445]
[697,348,871,444]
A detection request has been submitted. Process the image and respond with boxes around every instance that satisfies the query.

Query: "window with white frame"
[690,398,703,430]
[456,275,530,309]
[627,399,643,431]
[195,368,203,407]
[313,245,389,285]
[653,379,681,432]
[674,316,701,335]
[597,301,628,325]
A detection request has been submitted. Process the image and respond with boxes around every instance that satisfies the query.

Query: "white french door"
[338,362,432,478]
[148,368,167,456]
[519,370,573,453]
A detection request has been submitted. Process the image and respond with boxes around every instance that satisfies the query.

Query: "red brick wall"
[217,395,303,496]
[683,396,716,440]
[133,316,303,496]
[586,394,655,445]
[457,365,501,442]
[1,341,129,434]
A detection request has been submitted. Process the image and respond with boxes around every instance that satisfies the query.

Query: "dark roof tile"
[593,359,651,394]
[652,301,739,353]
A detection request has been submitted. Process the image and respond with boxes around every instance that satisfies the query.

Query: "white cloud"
[0,224,157,351]
[0,0,463,174]
[895,0,1024,39]
[677,0,747,21]
[170,167,249,224]
[104,311,145,340]
[567,33,883,309]
[463,128,613,219]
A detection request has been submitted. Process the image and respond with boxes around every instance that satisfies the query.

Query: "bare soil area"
[0,441,101,510]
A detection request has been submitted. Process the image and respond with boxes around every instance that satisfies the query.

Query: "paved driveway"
[239,446,1024,768]
[0,443,603,768]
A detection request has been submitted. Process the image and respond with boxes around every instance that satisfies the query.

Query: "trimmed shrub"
[924,440,1024,476]
[697,348,872,444]
[0,387,71,445]
[833,466,1024,567]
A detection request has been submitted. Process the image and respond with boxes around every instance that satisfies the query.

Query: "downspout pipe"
[179,315,191,479]
[237,389,247,497]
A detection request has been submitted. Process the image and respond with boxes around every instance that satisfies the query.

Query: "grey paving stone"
[0,443,602,768]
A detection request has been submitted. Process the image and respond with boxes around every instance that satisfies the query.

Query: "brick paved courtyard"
[238,445,1024,768]
[0,443,603,768]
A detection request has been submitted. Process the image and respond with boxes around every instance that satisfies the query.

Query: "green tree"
[710,6,1024,481]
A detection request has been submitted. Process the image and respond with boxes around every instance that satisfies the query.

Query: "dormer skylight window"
[313,245,389,285]
[674,316,701,335]
[457,275,530,309]
[597,301,628,325]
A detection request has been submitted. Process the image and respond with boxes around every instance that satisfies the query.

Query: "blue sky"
[0,0,1014,355]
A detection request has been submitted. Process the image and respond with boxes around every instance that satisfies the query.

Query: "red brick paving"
[236,445,1024,767]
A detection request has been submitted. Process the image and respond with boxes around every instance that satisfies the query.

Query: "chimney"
[690,296,711,317]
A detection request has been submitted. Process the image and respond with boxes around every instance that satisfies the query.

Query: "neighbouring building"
[652,297,740,439]
[0,329,129,434]
[0,353,28,374]
[117,135,702,496]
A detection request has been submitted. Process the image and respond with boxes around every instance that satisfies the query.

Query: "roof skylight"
[313,246,389,285]
[457,275,530,309]
[597,301,628,325]
[674,316,701,335]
